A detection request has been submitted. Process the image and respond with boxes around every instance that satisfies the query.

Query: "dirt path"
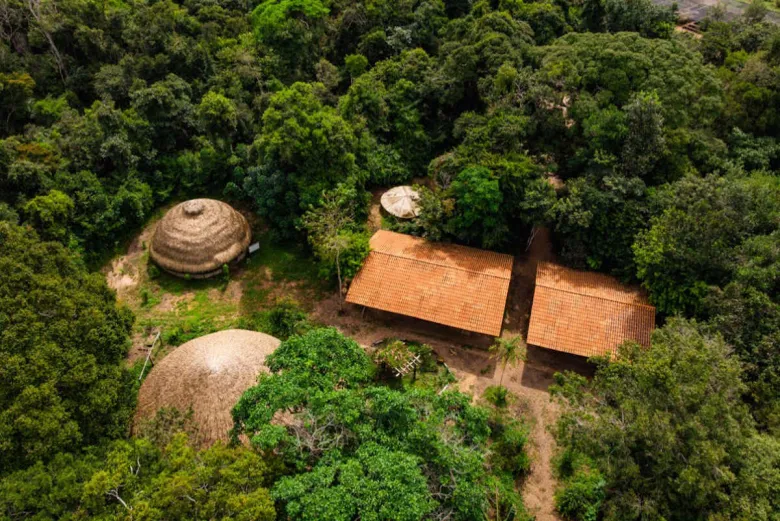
[452,351,566,521]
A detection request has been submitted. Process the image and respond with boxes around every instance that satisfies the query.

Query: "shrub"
[164,326,184,346]
[409,342,437,373]
[484,385,510,407]
[555,465,605,521]
[266,299,308,339]
[147,263,160,279]
[489,419,531,477]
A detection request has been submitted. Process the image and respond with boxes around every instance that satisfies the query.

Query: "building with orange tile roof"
[527,262,656,358]
[346,230,514,336]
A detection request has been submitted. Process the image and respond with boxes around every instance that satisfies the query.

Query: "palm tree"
[489,335,527,387]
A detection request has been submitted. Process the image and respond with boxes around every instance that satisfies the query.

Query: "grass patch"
[122,229,329,353]
[246,234,323,284]
[153,270,226,295]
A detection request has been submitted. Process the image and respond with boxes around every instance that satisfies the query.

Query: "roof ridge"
[536,283,655,309]
[372,249,513,280]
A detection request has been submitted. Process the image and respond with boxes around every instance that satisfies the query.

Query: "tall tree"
[552,319,764,521]
[0,222,134,471]
[301,185,370,306]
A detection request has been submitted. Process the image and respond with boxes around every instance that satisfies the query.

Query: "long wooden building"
[527,262,656,357]
[346,230,513,336]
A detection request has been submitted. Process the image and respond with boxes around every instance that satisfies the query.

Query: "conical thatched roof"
[150,199,251,278]
[381,186,421,219]
[134,329,280,446]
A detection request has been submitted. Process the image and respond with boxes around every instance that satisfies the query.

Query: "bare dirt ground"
[368,189,384,232]
[314,227,593,521]
[104,223,155,302]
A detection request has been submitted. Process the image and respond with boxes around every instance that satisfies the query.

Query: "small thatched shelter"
[150,199,251,278]
[134,329,280,446]
[381,186,421,219]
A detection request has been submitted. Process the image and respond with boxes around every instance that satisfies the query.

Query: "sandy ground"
[104,223,154,299]
[313,227,592,521]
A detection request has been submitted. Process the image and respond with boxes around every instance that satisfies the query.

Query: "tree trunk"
[11,32,30,55]
[335,247,343,311]
[25,0,67,82]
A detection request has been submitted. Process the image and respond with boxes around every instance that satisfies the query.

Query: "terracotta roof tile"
[527,262,656,358]
[346,231,513,336]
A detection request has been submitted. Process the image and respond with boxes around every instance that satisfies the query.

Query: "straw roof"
[527,262,656,358]
[381,186,421,219]
[150,199,251,278]
[134,329,280,446]
[346,230,513,336]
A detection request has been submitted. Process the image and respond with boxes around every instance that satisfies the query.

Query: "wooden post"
[138,330,161,382]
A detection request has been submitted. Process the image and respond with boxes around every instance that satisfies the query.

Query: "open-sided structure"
[134,329,280,446]
[527,262,656,358]
[346,230,513,336]
[150,199,251,278]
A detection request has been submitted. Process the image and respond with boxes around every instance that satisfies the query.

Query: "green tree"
[247,82,367,236]
[489,335,527,387]
[197,90,239,141]
[581,0,676,36]
[552,318,762,521]
[447,166,507,248]
[0,73,35,134]
[272,442,435,521]
[344,53,369,80]
[552,175,648,275]
[232,327,376,428]
[252,0,330,78]
[301,185,370,306]
[21,189,74,241]
[633,172,780,315]
[621,91,666,181]
[0,433,277,520]
[0,222,134,471]
[233,328,532,521]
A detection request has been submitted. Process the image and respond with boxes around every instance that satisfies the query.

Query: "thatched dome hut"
[150,199,251,278]
[381,186,421,219]
[134,329,280,446]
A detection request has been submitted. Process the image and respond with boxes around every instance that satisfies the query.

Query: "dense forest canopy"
[1,0,780,519]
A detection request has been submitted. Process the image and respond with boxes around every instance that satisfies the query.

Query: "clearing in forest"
[106,218,593,521]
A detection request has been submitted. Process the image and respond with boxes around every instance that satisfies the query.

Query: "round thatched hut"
[150,199,251,278]
[134,329,280,446]
[381,185,421,219]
